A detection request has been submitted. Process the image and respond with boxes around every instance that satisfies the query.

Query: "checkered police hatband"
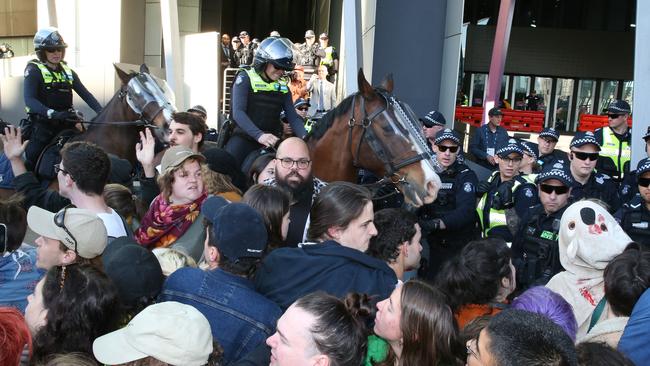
[535,168,573,185]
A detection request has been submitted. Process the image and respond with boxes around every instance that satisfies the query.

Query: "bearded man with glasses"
[417,129,479,279]
[615,158,650,250]
[512,160,574,290]
[567,131,620,211]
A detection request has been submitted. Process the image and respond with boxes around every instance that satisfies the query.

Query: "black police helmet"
[34,27,68,51]
[253,37,295,71]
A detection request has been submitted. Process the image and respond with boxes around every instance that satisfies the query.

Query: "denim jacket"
[0,246,45,312]
[160,267,281,365]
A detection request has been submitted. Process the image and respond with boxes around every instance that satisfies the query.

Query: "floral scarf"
[135,192,207,248]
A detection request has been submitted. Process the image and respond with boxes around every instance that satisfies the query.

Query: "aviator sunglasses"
[540,184,570,195]
[572,151,599,161]
[54,207,78,254]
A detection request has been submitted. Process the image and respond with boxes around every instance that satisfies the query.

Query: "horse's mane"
[308,94,355,140]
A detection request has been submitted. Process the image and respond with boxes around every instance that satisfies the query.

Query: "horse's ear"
[357,68,375,99]
[140,64,150,74]
[381,74,394,93]
[114,64,131,85]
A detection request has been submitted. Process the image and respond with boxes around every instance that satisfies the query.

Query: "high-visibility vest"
[320,46,335,66]
[600,126,631,176]
[29,60,73,86]
[242,67,289,94]
[476,172,522,236]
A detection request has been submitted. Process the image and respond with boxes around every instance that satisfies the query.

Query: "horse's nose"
[580,207,596,225]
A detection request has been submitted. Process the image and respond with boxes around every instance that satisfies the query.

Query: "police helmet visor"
[259,37,295,71]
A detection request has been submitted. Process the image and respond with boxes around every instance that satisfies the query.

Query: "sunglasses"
[572,151,599,161]
[638,177,650,188]
[608,114,622,119]
[45,48,64,53]
[437,145,459,153]
[297,107,309,111]
[540,184,570,195]
[54,207,78,254]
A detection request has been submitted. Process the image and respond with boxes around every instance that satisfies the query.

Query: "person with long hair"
[25,264,122,364]
[435,238,516,329]
[247,153,276,187]
[371,280,461,366]
[242,184,291,250]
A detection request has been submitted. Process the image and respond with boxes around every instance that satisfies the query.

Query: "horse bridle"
[347,90,429,185]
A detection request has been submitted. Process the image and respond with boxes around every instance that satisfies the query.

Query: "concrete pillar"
[631,1,650,166]
[160,0,185,108]
[438,0,464,127]
[340,0,363,96]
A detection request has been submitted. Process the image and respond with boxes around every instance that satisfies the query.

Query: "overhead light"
[630,23,636,28]
[531,23,537,28]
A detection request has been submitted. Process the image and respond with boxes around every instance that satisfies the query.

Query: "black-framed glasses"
[437,145,459,153]
[53,163,71,177]
[501,156,522,164]
[572,151,599,161]
[277,157,311,170]
[54,207,78,254]
[638,177,650,188]
[608,114,622,119]
[540,184,570,195]
[466,337,480,361]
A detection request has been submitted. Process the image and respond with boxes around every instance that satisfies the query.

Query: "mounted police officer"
[417,129,478,279]
[567,131,620,212]
[476,139,539,243]
[536,127,564,169]
[619,126,650,203]
[224,37,307,169]
[23,27,102,170]
[512,160,574,290]
[595,99,632,181]
[615,158,650,249]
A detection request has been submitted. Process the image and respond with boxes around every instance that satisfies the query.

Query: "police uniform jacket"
[615,196,650,249]
[569,172,620,212]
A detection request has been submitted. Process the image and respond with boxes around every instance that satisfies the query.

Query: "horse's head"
[350,69,441,207]
[115,64,175,144]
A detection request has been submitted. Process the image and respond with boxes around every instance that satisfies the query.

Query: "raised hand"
[136,128,156,177]
[1,125,27,161]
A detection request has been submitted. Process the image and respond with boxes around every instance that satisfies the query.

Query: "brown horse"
[307,69,441,206]
[80,64,173,164]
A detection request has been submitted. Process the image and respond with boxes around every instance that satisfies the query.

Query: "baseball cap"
[201,196,268,261]
[270,30,281,37]
[496,138,524,158]
[420,110,446,127]
[294,98,310,109]
[570,131,601,151]
[160,146,205,173]
[637,158,650,175]
[232,37,240,43]
[539,127,560,141]
[305,30,315,38]
[239,31,249,37]
[187,105,207,118]
[27,206,107,259]
[535,160,574,186]
[102,238,164,305]
[607,100,631,114]
[319,32,329,39]
[434,128,460,145]
[488,107,503,117]
[93,301,213,366]
[643,126,650,141]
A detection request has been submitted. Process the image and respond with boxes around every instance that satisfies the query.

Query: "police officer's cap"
[254,37,295,71]
[607,100,631,115]
[570,131,601,151]
[434,129,460,145]
[187,105,207,118]
[539,127,560,141]
[643,126,650,141]
[496,138,523,158]
[34,27,67,51]
[420,110,446,128]
[520,141,538,160]
[488,107,503,117]
[319,33,329,39]
[535,160,573,186]
[305,30,315,38]
[270,31,281,37]
[294,98,310,109]
[636,158,650,176]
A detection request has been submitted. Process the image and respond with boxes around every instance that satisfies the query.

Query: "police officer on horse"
[23,27,102,170]
[225,37,307,169]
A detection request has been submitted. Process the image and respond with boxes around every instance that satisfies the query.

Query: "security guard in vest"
[316,32,338,83]
[619,126,650,204]
[512,160,574,290]
[595,99,632,181]
[418,129,479,279]
[567,131,620,212]
[476,139,539,243]
[225,37,307,168]
[615,158,650,250]
[23,27,102,170]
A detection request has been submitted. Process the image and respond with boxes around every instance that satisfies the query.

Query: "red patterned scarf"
[135,192,207,248]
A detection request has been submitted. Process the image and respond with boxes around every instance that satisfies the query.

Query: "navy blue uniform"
[569,172,620,212]
[615,196,650,250]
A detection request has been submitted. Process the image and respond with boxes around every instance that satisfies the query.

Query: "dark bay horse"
[80,64,173,164]
[307,69,441,206]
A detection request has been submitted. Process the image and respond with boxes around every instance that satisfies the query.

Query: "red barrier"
[455,107,545,133]
[577,114,632,132]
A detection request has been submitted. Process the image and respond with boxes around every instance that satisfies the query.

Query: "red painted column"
[482,0,516,125]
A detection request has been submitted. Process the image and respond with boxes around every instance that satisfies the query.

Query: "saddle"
[35,129,79,180]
